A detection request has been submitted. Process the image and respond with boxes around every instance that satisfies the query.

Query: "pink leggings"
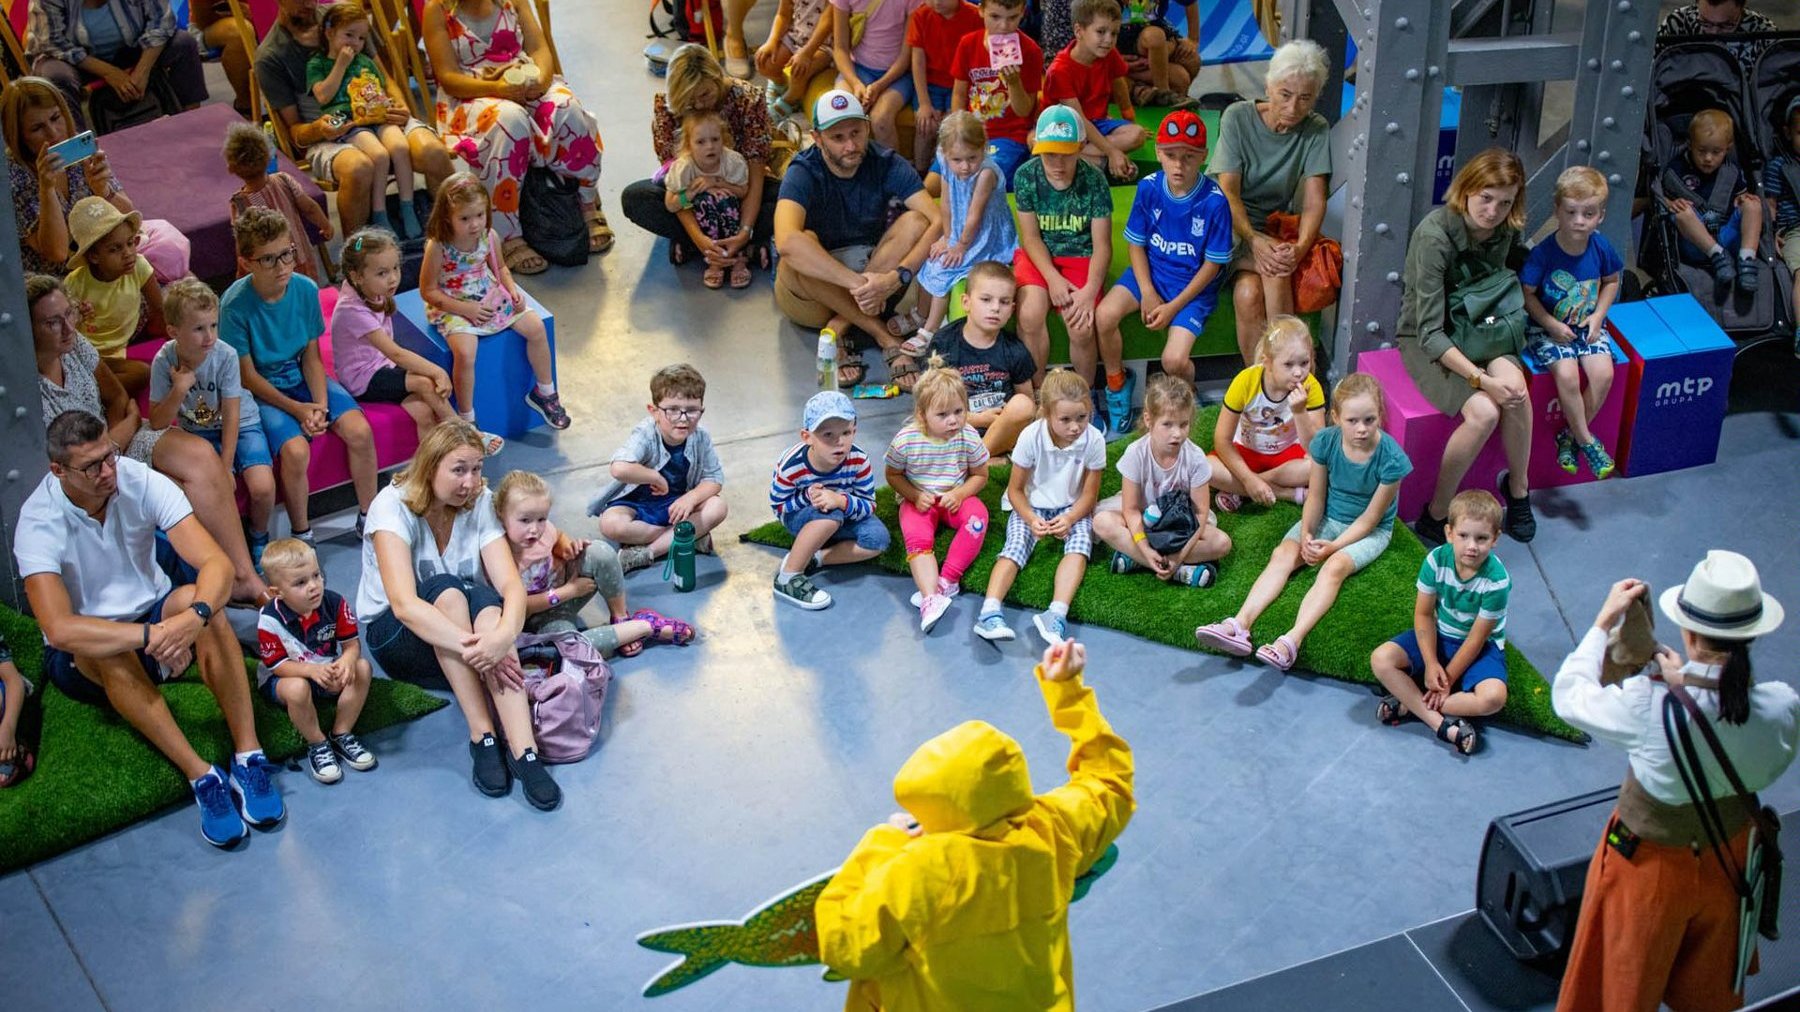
[897,498,991,583]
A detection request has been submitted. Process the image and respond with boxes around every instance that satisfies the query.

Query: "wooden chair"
[367,0,433,121]
[0,0,26,84]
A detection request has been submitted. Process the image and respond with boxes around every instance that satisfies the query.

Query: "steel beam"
[0,152,50,610]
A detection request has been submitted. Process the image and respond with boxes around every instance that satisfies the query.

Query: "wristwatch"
[546,590,562,607]
[894,265,914,288]
[189,600,213,624]
[1467,371,1484,391]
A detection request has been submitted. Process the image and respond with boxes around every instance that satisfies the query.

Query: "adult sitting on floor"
[356,420,560,811]
[1208,39,1333,365]
[16,410,285,849]
[422,0,611,275]
[3,77,148,277]
[620,44,778,273]
[24,0,208,125]
[252,0,454,235]
[774,89,939,392]
[29,274,271,605]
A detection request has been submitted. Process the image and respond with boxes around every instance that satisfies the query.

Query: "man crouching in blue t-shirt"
[1090,109,1233,438]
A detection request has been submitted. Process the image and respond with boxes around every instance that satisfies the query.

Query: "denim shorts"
[986,138,1030,190]
[925,82,953,112]
[365,573,503,691]
[1390,629,1508,692]
[261,669,341,705]
[259,377,363,450]
[196,423,274,473]
[779,504,891,552]
[1678,206,1743,263]
[853,62,917,106]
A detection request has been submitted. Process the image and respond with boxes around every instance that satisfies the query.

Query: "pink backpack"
[517,631,611,763]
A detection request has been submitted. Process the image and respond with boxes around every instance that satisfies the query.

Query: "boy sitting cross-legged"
[926,260,1039,457]
[1370,490,1511,757]
[256,538,378,784]
[769,391,891,610]
[590,364,730,574]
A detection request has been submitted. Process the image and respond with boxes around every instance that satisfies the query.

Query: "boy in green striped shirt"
[1370,490,1511,756]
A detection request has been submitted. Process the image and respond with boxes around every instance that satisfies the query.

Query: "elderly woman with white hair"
[1207,39,1334,363]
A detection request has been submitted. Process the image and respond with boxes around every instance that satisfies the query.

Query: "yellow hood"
[892,720,1035,834]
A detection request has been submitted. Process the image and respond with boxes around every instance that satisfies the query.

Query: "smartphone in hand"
[45,130,98,165]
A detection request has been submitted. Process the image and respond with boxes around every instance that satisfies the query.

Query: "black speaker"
[1477,787,1619,961]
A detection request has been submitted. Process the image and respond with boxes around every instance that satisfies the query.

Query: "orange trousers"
[1556,815,1757,1012]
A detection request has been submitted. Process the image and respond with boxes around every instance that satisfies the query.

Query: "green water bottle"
[668,520,697,592]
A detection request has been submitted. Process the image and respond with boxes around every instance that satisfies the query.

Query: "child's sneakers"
[1214,492,1243,513]
[910,578,962,608]
[229,752,286,828]
[1708,248,1736,286]
[973,610,1015,641]
[619,545,657,574]
[1555,427,1579,474]
[1177,562,1218,587]
[1103,371,1137,440]
[1580,439,1616,480]
[193,766,248,847]
[249,530,270,571]
[525,387,572,430]
[304,740,343,784]
[918,593,952,633]
[331,732,378,772]
[1032,610,1068,645]
[773,571,832,610]
[1109,550,1141,574]
[1737,255,1760,294]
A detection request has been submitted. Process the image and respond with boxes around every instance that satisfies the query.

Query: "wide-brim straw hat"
[1659,549,1784,640]
[67,195,142,270]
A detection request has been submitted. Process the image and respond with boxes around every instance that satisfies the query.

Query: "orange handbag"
[1265,211,1343,314]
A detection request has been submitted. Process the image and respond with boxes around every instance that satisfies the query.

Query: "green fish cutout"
[636,843,1121,997]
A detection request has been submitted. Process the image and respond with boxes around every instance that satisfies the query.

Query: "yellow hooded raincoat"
[815,668,1135,1011]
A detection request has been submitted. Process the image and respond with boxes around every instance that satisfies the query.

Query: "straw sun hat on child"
[67,195,142,270]
[1659,550,1785,640]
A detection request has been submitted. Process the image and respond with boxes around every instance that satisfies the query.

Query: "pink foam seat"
[126,285,419,503]
[1357,348,1506,521]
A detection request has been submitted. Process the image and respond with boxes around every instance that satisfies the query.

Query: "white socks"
[233,749,263,768]
[981,597,1002,616]
[1048,601,1070,618]
[536,382,556,397]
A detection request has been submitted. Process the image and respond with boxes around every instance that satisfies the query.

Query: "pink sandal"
[611,614,645,657]
[1194,617,1253,657]
[1255,633,1299,671]
[632,609,696,646]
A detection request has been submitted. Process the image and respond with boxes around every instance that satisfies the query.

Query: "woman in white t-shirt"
[357,420,560,811]
[1093,374,1233,587]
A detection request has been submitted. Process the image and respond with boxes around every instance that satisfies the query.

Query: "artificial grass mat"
[0,606,448,872]
[741,407,1586,743]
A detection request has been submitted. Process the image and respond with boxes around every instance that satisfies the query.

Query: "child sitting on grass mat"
[885,367,991,634]
[925,261,1039,456]
[770,391,890,611]
[1370,490,1510,756]
[1208,315,1325,511]
[975,369,1106,645]
[1194,373,1412,671]
[0,632,35,788]
[816,639,1134,1009]
[1092,373,1231,587]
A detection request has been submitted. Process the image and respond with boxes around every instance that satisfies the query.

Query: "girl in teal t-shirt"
[1195,372,1412,670]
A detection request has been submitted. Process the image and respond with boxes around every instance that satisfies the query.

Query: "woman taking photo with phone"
[1552,552,1796,1012]
[2,77,137,276]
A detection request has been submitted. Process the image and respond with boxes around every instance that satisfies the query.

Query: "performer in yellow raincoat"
[815,640,1135,1011]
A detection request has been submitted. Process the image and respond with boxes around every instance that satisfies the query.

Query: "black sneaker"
[330,732,378,772]
[508,748,561,811]
[1708,249,1736,286]
[469,733,510,797]
[1496,470,1537,543]
[304,740,343,785]
[1736,256,1760,294]
[1412,508,1447,547]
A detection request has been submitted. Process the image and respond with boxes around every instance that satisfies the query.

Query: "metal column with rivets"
[0,153,50,611]
[1283,0,1654,371]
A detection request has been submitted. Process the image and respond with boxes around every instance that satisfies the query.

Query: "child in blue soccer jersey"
[1369,490,1511,756]
[1091,109,1233,437]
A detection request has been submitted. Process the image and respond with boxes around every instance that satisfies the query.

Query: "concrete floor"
[7,2,1800,1010]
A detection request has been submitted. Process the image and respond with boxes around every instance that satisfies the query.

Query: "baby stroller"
[1639,41,1793,341]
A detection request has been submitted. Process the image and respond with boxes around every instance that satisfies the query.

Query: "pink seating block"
[1519,342,1630,490]
[124,285,418,500]
[1357,348,1505,521]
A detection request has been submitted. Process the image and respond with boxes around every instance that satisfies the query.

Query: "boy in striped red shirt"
[769,391,891,610]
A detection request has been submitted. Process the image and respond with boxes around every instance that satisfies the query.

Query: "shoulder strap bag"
[1445,250,1527,365]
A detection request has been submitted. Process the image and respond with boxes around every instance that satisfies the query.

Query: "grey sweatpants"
[524,542,629,656]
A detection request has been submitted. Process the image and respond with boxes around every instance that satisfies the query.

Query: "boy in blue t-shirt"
[1370,490,1510,757]
[1092,109,1232,437]
[1520,166,1623,480]
[1762,96,1800,353]
[220,208,378,546]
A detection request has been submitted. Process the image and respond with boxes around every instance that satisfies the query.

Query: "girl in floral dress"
[421,0,608,275]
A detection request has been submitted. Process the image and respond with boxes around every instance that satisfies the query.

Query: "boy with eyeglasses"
[588,363,729,573]
[220,207,379,546]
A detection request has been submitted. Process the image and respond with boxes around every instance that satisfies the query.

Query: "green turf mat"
[0,606,449,872]
[740,407,1586,743]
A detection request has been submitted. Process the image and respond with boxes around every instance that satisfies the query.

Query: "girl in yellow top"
[816,640,1134,1011]
[1207,315,1325,512]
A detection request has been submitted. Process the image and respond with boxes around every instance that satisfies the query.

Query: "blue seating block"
[391,288,557,439]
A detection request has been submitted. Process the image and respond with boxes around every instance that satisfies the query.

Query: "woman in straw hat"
[1552,551,1796,1012]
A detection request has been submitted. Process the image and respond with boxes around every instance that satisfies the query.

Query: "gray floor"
[7,3,1800,1010]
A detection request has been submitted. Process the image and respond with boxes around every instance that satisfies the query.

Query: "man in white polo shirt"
[15,411,285,848]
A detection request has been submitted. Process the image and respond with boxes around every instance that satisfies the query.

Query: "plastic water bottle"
[668,521,697,593]
[817,327,840,392]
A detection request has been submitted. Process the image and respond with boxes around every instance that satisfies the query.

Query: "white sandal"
[898,328,933,357]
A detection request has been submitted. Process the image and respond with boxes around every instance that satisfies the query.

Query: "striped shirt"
[883,422,989,496]
[1762,155,1800,236]
[1417,544,1510,648]
[770,442,878,522]
[256,590,357,688]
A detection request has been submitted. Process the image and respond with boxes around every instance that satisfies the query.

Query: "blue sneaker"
[230,753,286,828]
[1103,370,1137,440]
[1032,610,1069,645]
[248,530,270,572]
[973,611,1016,641]
[193,766,247,847]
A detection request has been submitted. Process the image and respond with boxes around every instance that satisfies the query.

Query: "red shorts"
[1012,249,1096,304]
[1232,441,1306,473]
